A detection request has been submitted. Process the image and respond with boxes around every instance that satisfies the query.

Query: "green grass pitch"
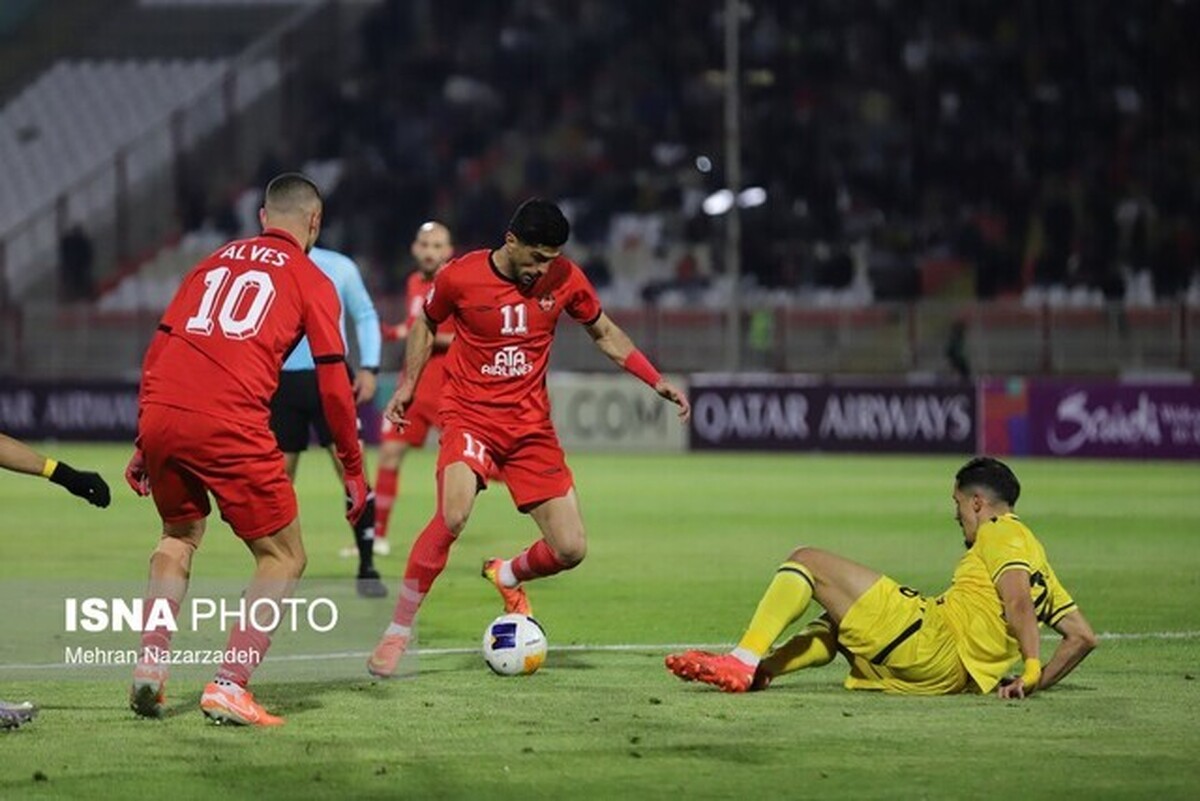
[2,445,1198,799]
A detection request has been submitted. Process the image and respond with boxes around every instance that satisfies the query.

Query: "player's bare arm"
[353,369,377,404]
[385,311,436,426]
[584,312,691,422]
[0,432,111,507]
[0,432,60,475]
[1037,609,1098,691]
[380,325,451,351]
[995,569,1043,699]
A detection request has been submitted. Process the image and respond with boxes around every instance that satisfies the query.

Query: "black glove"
[49,462,112,508]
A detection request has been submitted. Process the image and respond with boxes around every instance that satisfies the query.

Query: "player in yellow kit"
[666,457,1098,698]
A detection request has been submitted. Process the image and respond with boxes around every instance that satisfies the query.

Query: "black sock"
[349,490,377,575]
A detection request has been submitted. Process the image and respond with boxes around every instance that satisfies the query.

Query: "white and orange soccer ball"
[482,613,547,676]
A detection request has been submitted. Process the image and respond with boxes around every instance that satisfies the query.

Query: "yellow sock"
[761,617,838,676]
[735,561,815,657]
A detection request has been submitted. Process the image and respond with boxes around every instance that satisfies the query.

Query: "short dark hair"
[955,456,1021,507]
[508,198,569,248]
[264,172,322,213]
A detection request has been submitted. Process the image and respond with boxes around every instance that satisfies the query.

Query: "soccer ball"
[482,613,548,676]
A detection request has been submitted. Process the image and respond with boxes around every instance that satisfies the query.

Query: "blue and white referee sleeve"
[282,246,381,372]
[339,251,381,371]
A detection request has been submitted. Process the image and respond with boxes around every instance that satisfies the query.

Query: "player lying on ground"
[372,221,457,554]
[270,244,386,597]
[125,173,367,726]
[667,457,1098,698]
[366,199,690,677]
[0,433,111,728]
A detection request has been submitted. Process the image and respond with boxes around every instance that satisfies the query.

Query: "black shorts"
[269,369,360,453]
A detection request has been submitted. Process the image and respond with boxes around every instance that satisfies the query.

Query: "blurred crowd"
[187,0,1200,308]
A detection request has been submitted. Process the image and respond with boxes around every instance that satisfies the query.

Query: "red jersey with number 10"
[141,228,347,429]
[424,249,601,427]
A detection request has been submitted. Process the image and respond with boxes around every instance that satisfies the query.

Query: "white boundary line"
[1,631,1196,672]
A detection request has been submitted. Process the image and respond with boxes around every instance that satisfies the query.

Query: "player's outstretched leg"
[484,491,586,615]
[0,700,37,730]
[367,513,458,677]
[666,559,817,693]
[753,615,840,691]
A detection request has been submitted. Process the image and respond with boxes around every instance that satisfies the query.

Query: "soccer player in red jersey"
[371,221,456,554]
[124,174,368,725]
[367,199,690,676]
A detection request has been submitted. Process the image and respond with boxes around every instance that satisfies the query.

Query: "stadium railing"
[4,298,1194,379]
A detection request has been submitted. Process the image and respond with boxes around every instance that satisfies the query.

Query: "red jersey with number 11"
[141,228,347,429]
[424,249,601,427]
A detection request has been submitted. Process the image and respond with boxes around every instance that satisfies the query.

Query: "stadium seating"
[0,56,281,298]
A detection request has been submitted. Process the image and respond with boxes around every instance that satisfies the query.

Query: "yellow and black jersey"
[936,514,1076,692]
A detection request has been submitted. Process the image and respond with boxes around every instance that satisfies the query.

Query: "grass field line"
[349,628,1200,658]
[3,630,1196,672]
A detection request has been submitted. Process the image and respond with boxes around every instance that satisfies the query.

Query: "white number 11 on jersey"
[500,303,527,335]
[462,432,487,464]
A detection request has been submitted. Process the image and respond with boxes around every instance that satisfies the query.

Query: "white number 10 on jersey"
[185,266,277,340]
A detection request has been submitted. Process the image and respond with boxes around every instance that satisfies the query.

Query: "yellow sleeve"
[1039,563,1078,626]
[976,519,1034,583]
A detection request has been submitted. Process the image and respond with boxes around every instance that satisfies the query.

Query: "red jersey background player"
[367,199,689,677]
[372,221,456,554]
[124,174,368,726]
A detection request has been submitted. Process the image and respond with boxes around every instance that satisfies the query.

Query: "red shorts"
[381,397,438,447]
[139,404,297,540]
[436,420,572,512]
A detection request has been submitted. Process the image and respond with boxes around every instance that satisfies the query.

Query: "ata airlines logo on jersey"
[481,346,534,378]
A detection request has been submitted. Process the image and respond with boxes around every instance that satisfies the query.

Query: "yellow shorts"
[837,576,971,695]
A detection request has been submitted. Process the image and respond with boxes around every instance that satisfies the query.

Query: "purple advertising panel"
[689,377,975,453]
[0,380,139,441]
[1027,381,1200,460]
[0,379,383,444]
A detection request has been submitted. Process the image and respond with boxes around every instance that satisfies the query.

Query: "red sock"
[511,539,569,582]
[375,466,399,539]
[215,626,272,687]
[139,597,181,664]
[391,514,456,628]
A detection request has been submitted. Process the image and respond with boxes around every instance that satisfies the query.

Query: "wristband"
[623,349,662,388]
[1020,658,1042,688]
[41,458,58,478]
